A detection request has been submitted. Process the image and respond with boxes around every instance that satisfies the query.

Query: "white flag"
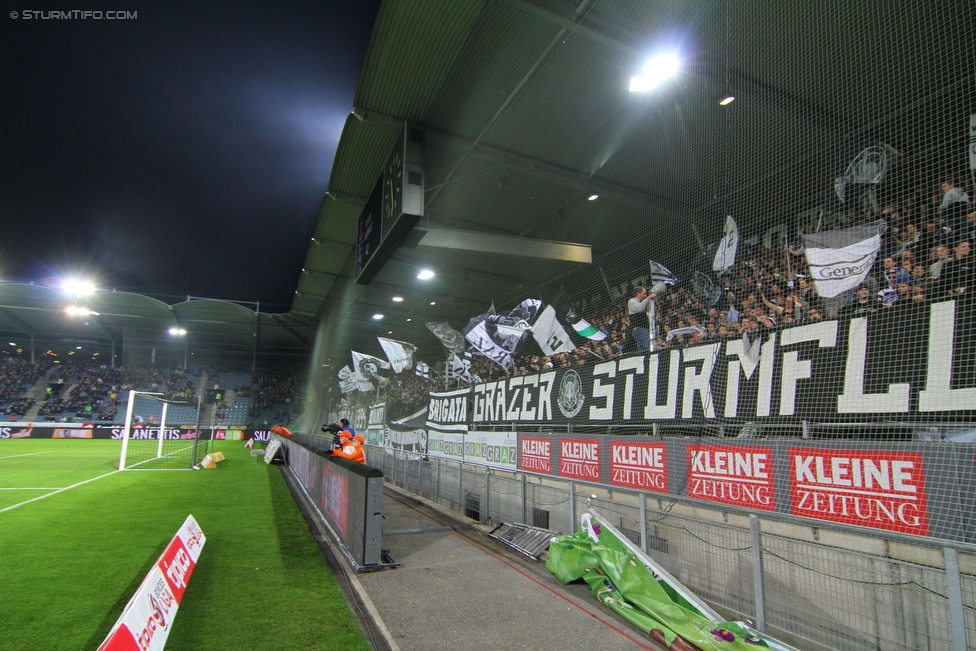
[336,365,357,394]
[415,361,430,379]
[802,220,885,298]
[351,351,390,392]
[712,215,739,273]
[377,337,416,373]
[531,305,575,355]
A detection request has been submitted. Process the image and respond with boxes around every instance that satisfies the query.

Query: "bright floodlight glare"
[62,279,96,296]
[76,346,82,350]
[372,314,384,320]
[430,301,436,306]
[629,53,680,92]
[392,296,404,302]
[65,306,91,316]
[168,327,187,335]
[8,342,16,346]
[720,96,735,105]
[588,194,599,201]
[417,269,435,280]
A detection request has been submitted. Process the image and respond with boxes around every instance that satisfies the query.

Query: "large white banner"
[802,220,885,298]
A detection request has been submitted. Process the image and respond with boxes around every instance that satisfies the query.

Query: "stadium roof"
[0,283,313,364]
[293,0,972,363]
[3,0,969,368]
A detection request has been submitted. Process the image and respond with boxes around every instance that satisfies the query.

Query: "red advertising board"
[519,436,552,474]
[789,448,930,536]
[610,441,668,493]
[97,515,205,651]
[559,438,600,482]
[687,444,775,511]
[322,460,349,538]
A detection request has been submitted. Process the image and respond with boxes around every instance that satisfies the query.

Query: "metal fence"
[370,445,975,651]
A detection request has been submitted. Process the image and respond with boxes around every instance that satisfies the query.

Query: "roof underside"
[296,0,973,364]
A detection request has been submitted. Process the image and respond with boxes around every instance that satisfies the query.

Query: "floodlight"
[417,269,435,280]
[720,96,735,105]
[65,306,93,317]
[430,301,436,306]
[169,327,187,335]
[392,296,404,302]
[588,194,599,201]
[372,314,384,320]
[62,279,96,297]
[629,53,680,92]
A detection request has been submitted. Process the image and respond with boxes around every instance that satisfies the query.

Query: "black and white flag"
[377,336,416,373]
[336,365,357,394]
[425,322,467,355]
[649,260,677,292]
[351,351,390,392]
[531,305,575,356]
[463,298,542,369]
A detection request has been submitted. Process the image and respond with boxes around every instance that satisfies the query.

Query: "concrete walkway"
[351,486,663,651]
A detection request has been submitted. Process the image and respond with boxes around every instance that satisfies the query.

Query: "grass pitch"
[0,439,370,651]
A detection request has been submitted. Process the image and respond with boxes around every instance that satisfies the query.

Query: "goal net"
[117,390,212,470]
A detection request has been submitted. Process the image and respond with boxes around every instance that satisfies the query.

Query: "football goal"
[117,390,213,470]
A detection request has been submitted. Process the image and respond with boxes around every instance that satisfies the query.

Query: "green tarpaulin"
[546,518,766,650]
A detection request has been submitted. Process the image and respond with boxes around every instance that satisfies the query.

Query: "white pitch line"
[0,470,121,514]
[0,451,54,460]
[0,487,64,491]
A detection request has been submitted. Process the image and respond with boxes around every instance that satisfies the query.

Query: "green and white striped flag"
[572,319,606,341]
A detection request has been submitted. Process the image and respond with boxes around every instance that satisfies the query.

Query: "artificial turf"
[0,439,370,651]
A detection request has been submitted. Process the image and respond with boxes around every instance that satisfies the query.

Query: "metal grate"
[488,522,558,560]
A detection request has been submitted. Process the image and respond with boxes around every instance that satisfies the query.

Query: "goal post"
[118,390,212,470]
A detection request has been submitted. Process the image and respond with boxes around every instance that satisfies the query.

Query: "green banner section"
[547,523,767,650]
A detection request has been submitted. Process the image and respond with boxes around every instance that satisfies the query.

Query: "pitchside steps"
[487,522,559,560]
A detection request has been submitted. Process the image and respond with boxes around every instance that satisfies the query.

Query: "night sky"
[1,1,380,310]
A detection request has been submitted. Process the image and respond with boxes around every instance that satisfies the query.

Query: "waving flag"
[337,365,358,394]
[802,220,885,298]
[377,337,416,373]
[464,298,542,369]
[426,322,467,355]
[712,215,739,273]
[649,260,677,290]
[532,305,575,355]
[572,319,607,341]
[351,351,390,392]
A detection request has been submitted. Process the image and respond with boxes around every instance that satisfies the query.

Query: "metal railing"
[370,445,975,651]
